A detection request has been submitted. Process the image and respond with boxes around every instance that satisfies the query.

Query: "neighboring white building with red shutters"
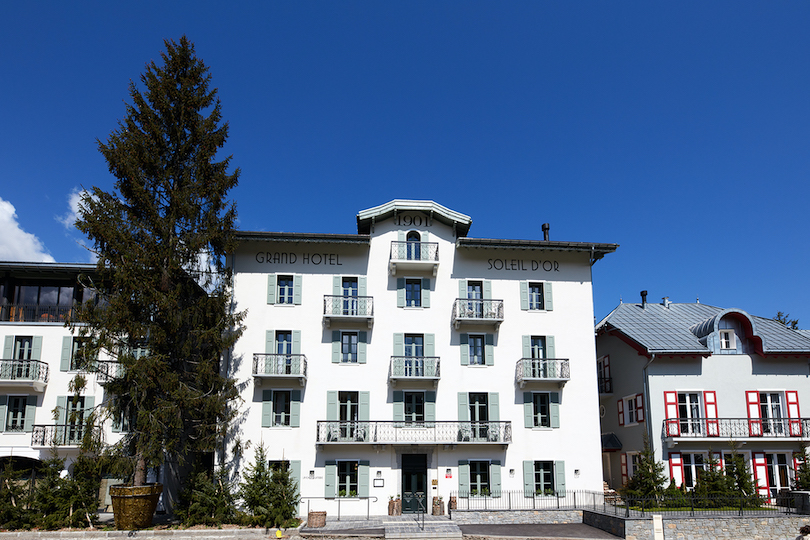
[595,294,810,500]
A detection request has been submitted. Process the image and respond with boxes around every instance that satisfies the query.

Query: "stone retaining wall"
[449,509,582,524]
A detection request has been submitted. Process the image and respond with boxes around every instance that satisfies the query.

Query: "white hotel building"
[227,200,617,515]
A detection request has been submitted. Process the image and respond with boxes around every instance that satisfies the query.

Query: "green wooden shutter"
[267,274,276,304]
[326,391,338,421]
[483,280,492,300]
[393,334,404,356]
[425,334,435,357]
[262,390,273,427]
[458,280,466,299]
[546,336,555,359]
[421,232,430,259]
[458,460,470,495]
[359,277,367,297]
[485,334,494,366]
[398,231,405,242]
[457,393,469,421]
[290,390,301,427]
[460,334,469,365]
[333,276,341,295]
[292,331,301,354]
[554,461,566,495]
[358,332,367,364]
[2,337,12,360]
[84,396,94,414]
[523,461,534,496]
[523,392,533,428]
[31,336,42,361]
[0,396,6,433]
[490,460,501,497]
[56,396,67,425]
[24,395,37,432]
[325,461,337,498]
[544,283,553,311]
[293,275,302,305]
[550,392,560,428]
[393,391,404,423]
[332,331,341,363]
[421,278,430,308]
[520,281,529,310]
[359,460,370,498]
[290,460,301,498]
[489,392,499,422]
[359,391,370,421]
[266,330,275,354]
[396,278,406,307]
[425,391,436,424]
[61,336,73,371]
[522,336,531,359]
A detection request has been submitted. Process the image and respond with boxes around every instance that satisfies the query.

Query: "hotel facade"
[227,200,617,515]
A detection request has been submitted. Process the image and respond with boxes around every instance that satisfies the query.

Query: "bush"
[175,466,238,526]
[0,463,35,529]
[239,443,273,527]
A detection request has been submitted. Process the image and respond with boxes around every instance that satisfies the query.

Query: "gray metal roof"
[457,237,618,264]
[596,302,810,354]
[356,200,472,236]
[235,231,370,245]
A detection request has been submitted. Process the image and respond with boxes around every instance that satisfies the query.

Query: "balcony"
[515,359,570,388]
[31,424,101,447]
[388,356,440,387]
[252,353,307,386]
[598,376,613,395]
[323,295,374,328]
[389,241,439,276]
[0,360,48,391]
[451,299,504,329]
[0,304,75,323]
[316,421,512,447]
[95,361,124,382]
[662,418,810,447]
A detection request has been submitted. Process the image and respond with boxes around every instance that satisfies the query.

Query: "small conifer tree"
[268,462,300,528]
[794,441,810,491]
[175,466,237,526]
[0,462,34,530]
[239,443,273,526]
[622,434,666,500]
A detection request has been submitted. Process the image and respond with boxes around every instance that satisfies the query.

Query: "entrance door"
[401,454,427,514]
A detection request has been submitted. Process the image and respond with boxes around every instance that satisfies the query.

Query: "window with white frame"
[532,393,550,428]
[528,283,544,310]
[405,279,421,307]
[628,453,641,478]
[760,392,785,434]
[277,275,294,304]
[337,460,358,497]
[533,461,554,494]
[682,453,705,489]
[719,329,735,350]
[6,396,29,432]
[272,390,292,426]
[469,460,490,495]
[678,392,702,435]
[618,394,644,426]
[341,332,358,363]
[468,334,485,365]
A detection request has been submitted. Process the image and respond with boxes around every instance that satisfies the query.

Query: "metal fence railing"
[390,241,439,262]
[449,490,797,518]
[451,299,504,324]
[663,417,809,439]
[389,356,440,379]
[0,360,49,384]
[252,353,307,378]
[0,304,75,323]
[323,296,374,317]
[515,359,570,384]
[316,420,512,444]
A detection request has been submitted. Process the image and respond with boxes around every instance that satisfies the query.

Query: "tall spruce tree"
[73,36,242,486]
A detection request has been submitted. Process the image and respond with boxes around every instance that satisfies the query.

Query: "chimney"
[641,290,648,308]
[662,297,671,308]
[542,223,550,241]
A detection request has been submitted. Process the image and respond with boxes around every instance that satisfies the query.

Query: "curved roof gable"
[356,200,472,236]
[691,309,757,340]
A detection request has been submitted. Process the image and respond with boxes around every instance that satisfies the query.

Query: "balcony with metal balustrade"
[662,417,810,448]
[388,356,440,387]
[0,360,49,391]
[388,241,439,276]
[451,299,504,329]
[514,358,570,388]
[316,420,511,448]
[252,353,307,386]
[31,424,102,447]
[323,296,374,328]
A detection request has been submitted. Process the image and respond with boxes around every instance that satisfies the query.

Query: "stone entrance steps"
[383,515,462,540]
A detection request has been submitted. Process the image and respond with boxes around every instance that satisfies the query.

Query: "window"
[342,277,358,315]
[618,394,644,426]
[337,461,358,497]
[6,396,28,432]
[528,283,544,310]
[469,392,489,439]
[273,390,292,426]
[760,392,784,434]
[277,276,294,304]
[467,281,483,318]
[67,396,86,443]
[70,338,89,371]
[339,391,359,439]
[404,392,424,424]
[682,453,704,489]
[532,393,550,427]
[13,337,33,360]
[597,355,611,394]
[469,461,490,496]
[261,389,300,428]
[406,231,421,261]
[627,397,637,424]
[533,461,554,494]
[719,330,735,350]
[275,331,293,373]
[468,335,484,365]
[405,279,421,307]
[764,453,791,498]
[628,453,641,478]
[404,334,424,376]
[678,392,701,434]
[341,332,358,363]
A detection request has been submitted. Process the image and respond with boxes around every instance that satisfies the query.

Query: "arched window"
[406,231,421,260]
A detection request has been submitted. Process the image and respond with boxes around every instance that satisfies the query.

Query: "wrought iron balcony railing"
[515,359,570,387]
[323,295,374,327]
[31,424,101,447]
[598,376,613,394]
[0,360,49,388]
[662,417,809,440]
[451,299,504,329]
[252,353,307,385]
[95,361,124,382]
[389,356,440,384]
[0,304,75,323]
[316,420,511,445]
[389,241,439,262]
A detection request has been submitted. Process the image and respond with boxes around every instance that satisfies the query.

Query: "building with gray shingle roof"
[595,293,810,499]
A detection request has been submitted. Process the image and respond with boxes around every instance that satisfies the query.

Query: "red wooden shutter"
[786,391,802,437]
[746,391,762,436]
[752,452,770,500]
[669,452,684,487]
[664,391,679,436]
[617,399,625,426]
[635,394,644,422]
[704,391,719,436]
[620,453,628,485]
[603,355,610,379]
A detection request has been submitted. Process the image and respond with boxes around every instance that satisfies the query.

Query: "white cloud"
[57,187,84,229]
[0,197,55,262]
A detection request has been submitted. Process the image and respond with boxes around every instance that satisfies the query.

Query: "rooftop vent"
[641,290,648,308]
[542,223,550,241]
[662,297,671,308]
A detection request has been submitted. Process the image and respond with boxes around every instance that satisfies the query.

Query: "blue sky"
[2,2,809,323]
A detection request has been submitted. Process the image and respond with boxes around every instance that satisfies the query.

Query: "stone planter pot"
[307,510,326,527]
[449,495,457,510]
[388,499,396,515]
[394,498,402,515]
[109,483,163,530]
[432,500,444,516]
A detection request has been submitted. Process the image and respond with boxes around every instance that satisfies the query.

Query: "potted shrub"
[432,495,444,515]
